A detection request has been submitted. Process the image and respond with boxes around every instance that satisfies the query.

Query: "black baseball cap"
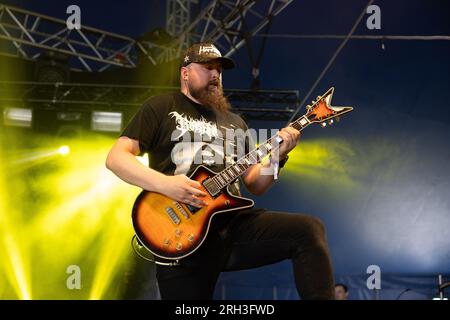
[180,42,235,70]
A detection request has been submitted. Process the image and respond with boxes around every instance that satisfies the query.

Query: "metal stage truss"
[0,1,293,71]
[163,0,293,61]
[0,1,297,124]
[0,81,299,121]
[0,4,160,72]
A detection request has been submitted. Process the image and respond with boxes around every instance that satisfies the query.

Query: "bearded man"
[106,42,335,300]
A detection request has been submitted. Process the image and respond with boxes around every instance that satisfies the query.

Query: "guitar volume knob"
[163,238,170,246]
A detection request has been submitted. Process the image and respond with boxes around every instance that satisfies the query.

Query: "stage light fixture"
[3,108,32,127]
[91,111,122,132]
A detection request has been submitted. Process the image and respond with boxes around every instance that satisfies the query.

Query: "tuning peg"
[317,96,322,100]
[306,105,312,111]
[328,119,334,125]
[321,122,327,128]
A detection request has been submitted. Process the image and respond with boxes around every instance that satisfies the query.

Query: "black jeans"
[155,208,335,300]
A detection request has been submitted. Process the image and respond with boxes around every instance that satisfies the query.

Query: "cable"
[254,34,450,41]
[396,288,411,300]
[286,0,375,124]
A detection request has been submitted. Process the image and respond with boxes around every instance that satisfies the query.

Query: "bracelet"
[278,155,289,168]
[270,154,288,180]
[270,154,289,168]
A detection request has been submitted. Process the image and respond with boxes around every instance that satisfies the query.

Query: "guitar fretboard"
[203,115,311,195]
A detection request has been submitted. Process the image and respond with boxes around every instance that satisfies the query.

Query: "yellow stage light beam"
[281,138,360,198]
[7,146,72,172]
[88,209,133,300]
[35,145,140,235]
[30,137,134,239]
[1,232,32,300]
[33,135,146,234]
[0,145,32,300]
[10,132,139,299]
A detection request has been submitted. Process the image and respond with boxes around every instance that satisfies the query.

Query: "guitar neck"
[205,115,311,191]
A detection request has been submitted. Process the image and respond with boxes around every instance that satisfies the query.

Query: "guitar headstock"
[305,87,353,127]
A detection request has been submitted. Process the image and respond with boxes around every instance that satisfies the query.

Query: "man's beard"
[188,81,231,114]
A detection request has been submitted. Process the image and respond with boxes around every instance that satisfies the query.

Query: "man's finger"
[286,126,300,134]
[182,195,203,208]
[189,200,203,208]
[187,179,200,187]
[191,195,207,206]
[189,187,207,197]
[283,131,294,143]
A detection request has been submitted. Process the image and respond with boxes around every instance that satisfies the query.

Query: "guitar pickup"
[165,207,180,225]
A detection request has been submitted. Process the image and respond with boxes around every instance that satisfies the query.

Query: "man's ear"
[181,67,189,80]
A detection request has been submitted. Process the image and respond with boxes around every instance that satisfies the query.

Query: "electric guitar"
[132,87,353,261]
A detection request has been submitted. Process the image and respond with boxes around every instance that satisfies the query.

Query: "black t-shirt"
[121,91,251,196]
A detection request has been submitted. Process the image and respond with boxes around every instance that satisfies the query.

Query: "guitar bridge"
[165,207,180,225]
[173,201,190,219]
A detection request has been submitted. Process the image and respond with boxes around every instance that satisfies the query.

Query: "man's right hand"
[158,174,208,208]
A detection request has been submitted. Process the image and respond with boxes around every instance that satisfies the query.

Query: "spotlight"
[91,111,122,132]
[58,146,70,156]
